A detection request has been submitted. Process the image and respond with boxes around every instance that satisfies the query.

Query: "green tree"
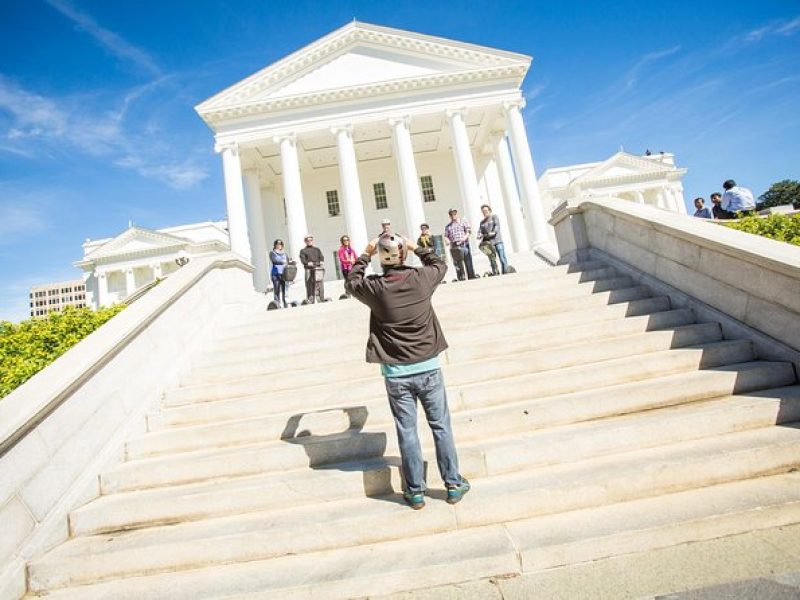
[0,304,125,398]
[758,179,800,210]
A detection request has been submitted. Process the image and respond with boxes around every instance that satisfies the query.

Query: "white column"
[504,100,549,246]
[125,268,135,297]
[669,186,687,214]
[446,109,483,234]
[332,125,369,252]
[633,190,646,204]
[495,135,529,251]
[389,116,426,237]
[656,188,669,210]
[243,169,269,292]
[95,271,107,309]
[275,134,310,259]
[481,158,515,254]
[217,143,250,259]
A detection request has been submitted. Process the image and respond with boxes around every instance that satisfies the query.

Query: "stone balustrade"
[0,253,258,599]
[550,196,800,372]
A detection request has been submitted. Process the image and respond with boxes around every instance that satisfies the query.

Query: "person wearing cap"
[443,208,476,281]
[299,234,325,303]
[345,232,470,510]
[417,223,434,249]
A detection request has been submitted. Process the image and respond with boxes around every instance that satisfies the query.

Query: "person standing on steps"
[337,235,357,279]
[269,239,288,308]
[299,234,325,303]
[443,208,476,281]
[477,204,508,275]
[345,233,470,510]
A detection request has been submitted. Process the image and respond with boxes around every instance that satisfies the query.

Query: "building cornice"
[199,64,527,125]
[196,22,530,117]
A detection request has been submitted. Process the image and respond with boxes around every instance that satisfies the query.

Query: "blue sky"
[0,0,798,321]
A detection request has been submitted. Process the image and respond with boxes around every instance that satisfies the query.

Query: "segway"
[267,260,298,310]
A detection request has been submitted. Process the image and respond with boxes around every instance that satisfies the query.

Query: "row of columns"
[629,186,686,214]
[93,262,165,307]
[218,100,549,292]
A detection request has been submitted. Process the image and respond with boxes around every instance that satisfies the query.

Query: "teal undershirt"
[380,355,441,378]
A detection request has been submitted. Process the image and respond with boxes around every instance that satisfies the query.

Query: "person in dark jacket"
[345,233,469,510]
[299,234,325,303]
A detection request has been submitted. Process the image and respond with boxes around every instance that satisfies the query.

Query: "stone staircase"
[24,258,800,598]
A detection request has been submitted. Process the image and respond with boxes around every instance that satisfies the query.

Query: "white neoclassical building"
[74,221,229,309]
[196,21,554,291]
[539,151,689,221]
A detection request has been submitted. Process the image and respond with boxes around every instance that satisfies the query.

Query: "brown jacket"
[345,248,448,365]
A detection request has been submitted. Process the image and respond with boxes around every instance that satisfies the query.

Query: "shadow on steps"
[281,406,417,504]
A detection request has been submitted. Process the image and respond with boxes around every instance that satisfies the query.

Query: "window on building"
[420,175,436,203]
[326,190,340,217]
[374,182,388,210]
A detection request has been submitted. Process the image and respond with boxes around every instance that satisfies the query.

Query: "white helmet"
[377,234,407,267]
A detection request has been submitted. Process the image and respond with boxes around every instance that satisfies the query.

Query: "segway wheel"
[267,301,279,311]
[324,297,333,302]
[506,265,517,274]
[339,293,349,300]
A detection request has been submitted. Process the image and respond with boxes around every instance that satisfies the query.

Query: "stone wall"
[0,253,258,599]
[551,196,800,372]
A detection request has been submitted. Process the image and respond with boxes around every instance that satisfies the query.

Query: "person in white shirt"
[721,180,756,215]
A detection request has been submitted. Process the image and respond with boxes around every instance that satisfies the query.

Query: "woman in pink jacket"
[338,235,357,279]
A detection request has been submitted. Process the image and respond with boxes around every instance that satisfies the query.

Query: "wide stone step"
[173,321,722,412]
[129,362,797,459]
[201,293,675,365]
[213,276,633,348]
[457,339,755,410]
[193,307,696,377]
[151,339,756,431]
[185,320,718,387]
[214,261,610,336]
[76,420,800,538]
[40,427,800,597]
[106,385,800,494]
[29,470,800,594]
[214,275,637,343]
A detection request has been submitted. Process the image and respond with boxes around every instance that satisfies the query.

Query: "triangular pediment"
[196,21,530,119]
[574,152,674,185]
[86,227,188,260]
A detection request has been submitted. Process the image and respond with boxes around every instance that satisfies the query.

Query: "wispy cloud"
[0,77,208,190]
[45,0,162,77]
[745,16,800,42]
[0,204,47,241]
[624,45,681,91]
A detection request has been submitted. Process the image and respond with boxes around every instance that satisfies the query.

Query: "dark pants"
[271,273,287,307]
[304,269,324,302]
[449,244,475,280]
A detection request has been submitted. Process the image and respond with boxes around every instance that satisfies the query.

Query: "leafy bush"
[0,305,126,399]
[723,213,800,247]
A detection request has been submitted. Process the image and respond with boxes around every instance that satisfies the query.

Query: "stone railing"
[550,196,800,372]
[0,253,258,599]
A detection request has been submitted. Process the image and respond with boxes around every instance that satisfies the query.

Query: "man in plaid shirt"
[444,208,476,281]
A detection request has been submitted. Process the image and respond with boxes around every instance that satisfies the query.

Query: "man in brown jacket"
[346,233,469,510]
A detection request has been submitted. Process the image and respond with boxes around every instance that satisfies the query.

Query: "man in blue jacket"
[345,233,469,510]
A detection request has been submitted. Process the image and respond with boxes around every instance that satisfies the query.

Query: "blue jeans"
[384,369,461,493]
[494,243,508,274]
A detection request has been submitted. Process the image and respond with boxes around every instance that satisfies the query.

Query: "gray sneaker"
[446,478,470,504]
